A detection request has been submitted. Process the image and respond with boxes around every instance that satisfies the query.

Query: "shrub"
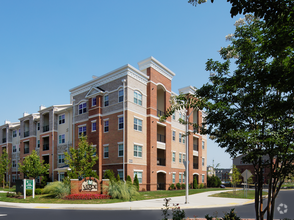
[43,181,70,198]
[107,180,139,201]
[193,176,198,189]
[222,208,241,220]
[26,189,32,196]
[116,174,121,182]
[65,194,110,200]
[176,183,181,190]
[189,183,193,189]
[126,175,132,184]
[104,170,116,182]
[199,183,204,189]
[6,192,14,198]
[169,184,175,190]
[133,174,139,191]
[171,203,185,220]
[181,184,186,189]
[35,188,43,195]
[41,176,48,188]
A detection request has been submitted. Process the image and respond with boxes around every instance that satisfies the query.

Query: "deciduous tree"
[18,150,49,180]
[0,151,11,188]
[65,135,98,179]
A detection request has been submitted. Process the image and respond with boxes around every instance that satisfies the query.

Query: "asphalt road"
[0,190,292,220]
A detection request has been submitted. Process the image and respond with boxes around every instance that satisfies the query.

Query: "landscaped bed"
[209,189,267,199]
[0,188,227,204]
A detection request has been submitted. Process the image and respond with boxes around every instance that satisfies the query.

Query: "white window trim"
[104,120,109,133]
[78,124,87,127]
[172,130,176,141]
[103,146,109,159]
[134,90,143,106]
[118,144,124,157]
[104,94,109,107]
[134,117,143,132]
[118,116,123,130]
[58,153,65,164]
[59,134,65,144]
[134,144,142,158]
[118,88,124,103]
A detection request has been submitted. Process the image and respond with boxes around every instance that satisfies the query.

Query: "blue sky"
[0,0,242,168]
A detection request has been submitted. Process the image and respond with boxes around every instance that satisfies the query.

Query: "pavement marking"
[227,203,238,205]
[243,200,254,204]
[34,206,50,209]
[0,214,7,217]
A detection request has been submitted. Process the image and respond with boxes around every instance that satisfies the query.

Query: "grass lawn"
[0,188,226,204]
[209,189,267,199]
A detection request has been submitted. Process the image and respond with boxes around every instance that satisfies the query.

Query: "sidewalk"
[0,190,254,210]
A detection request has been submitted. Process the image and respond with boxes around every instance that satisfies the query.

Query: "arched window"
[134,91,142,106]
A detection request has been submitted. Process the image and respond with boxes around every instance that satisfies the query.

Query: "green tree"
[0,151,11,188]
[18,150,49,181]
[193,176,198,189]
[65,135,98,179]
[133,174,139,191]
[230,165,241,193]
[103,170,116,182]
[126,175,132,184]
[162,15,294,220]
[116,174,121,182]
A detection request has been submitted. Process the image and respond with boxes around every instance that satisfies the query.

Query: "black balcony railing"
[24,148,29,154]
[193,163,199,169]
[157,109,165,117]
[193,144,198,151]
[157,158,166,166]
[193,127,198,133]
[43,125,49,132]
[24,131,30,137]
[2,138,6,143]
[157,183,165,190]
[157,134,165,143]
[43,144,49,151]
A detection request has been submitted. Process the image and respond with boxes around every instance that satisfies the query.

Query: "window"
[59,134,65,144]
[202,158,205,166]
[12,175,16,183]
[183,173,185,183]
[172,113,175,120]
[172,173,175,183]
[118,89,124,102]
[19,129,21,136]
[134,171,142,184]
[172,152,176,162]
[12,160,16,168]
[78,126,86,137]
[172,131,176,141]
[13,146,16,153]
[182,134,185,144]
[183,154,186,162]
[92,122,96,132]
[202,174,205,183]
[104,120,109,132]
[58,154,65,163]
[134,145,142,157]
[179,153,182,163]
[118,170,123,180]
[134,91,142,106]
[92,97,96,106]
[182,113,186,120]
[78,102,87,114]
[13,130,17,137]
[179,174,182,183]
[104,146,109,158]
[179,112,182,120]
[59,114,65,124]
[118,144,124,157]
[118,117,124,129]
[134,118,142,131]
[37,123,40,130]
[104,95,109,106]
[59,173,65,182]
[202,141,205,150]
[179,133,182,143]
[37,140,40,148]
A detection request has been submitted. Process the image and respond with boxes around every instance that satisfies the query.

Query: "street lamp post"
[185,108,195,204]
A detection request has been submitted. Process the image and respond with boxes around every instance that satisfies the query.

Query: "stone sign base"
[70,177,109,195]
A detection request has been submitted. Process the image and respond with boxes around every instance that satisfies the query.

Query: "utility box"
[16,179,23,194]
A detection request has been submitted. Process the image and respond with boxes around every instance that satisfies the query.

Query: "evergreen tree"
[133,174,139,191]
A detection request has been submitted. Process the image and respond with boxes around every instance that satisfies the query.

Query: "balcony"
[193,163,199,169]
[43,144,49,151]
[157,134,165,143]
[43,125,49,132]
[193,144,198,151]
[24,131,30,137]
[157,158,166,166]
[157,109,165,117]
[24,148,29,154]
[2,138,6,143]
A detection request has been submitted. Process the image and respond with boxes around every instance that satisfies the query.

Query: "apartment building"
[1,57,207,191]
[69,56,207,191]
